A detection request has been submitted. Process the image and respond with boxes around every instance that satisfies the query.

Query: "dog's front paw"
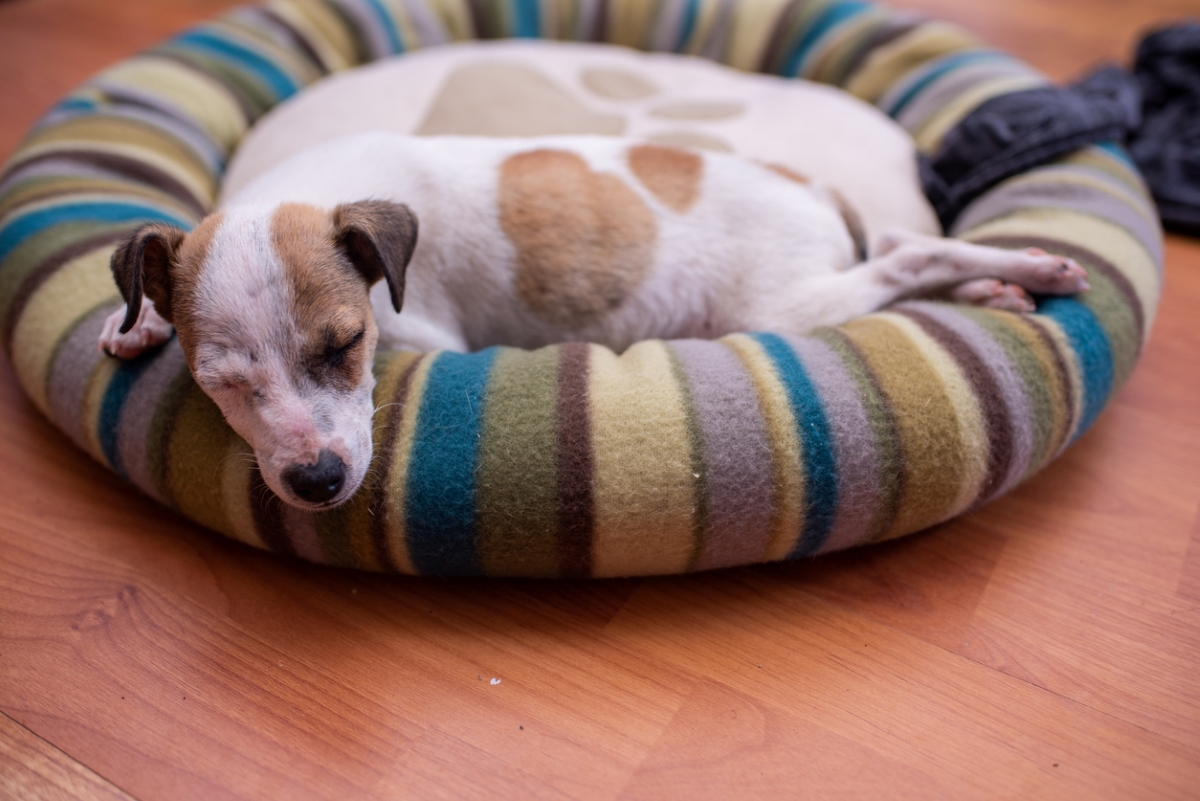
[98,301,173,359]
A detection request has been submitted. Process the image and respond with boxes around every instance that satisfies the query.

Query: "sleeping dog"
[98,133,1088,510]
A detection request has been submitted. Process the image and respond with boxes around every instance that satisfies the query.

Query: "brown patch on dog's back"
[628,144,703,214]
[271,203,376,390]
[499,149,656,327]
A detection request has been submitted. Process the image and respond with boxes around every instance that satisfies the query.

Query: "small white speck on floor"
[490,678,501,685]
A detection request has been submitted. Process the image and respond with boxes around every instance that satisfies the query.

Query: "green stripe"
[475,345,562,576]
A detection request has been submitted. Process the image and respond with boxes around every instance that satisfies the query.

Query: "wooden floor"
[2,0,1199,798]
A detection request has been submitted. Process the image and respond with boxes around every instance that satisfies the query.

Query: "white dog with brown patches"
[98,132,1088,510]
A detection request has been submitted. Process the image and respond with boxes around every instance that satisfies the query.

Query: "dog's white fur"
[99,132,1088,510]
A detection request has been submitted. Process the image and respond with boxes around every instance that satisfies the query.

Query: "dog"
[97,132,1088,511]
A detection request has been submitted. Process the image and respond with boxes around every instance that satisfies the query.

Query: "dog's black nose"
[282,449,346,505]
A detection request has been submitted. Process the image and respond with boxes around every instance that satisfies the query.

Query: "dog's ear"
[110,223,186,333]
[333,200,419,313]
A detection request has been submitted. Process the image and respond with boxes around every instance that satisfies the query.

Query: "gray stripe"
[954,167,1164,267]
[47,305,113,454]
[117,340,190,503]
[896,60,1042,134]
[672,339,775,570]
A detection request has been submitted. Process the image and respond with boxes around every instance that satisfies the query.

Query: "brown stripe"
[898,307,1014,506]
[589,0,609,43]
[9,149,208,218]
[758,0,808,74]
[249,464,295,556]
[257,7,333,74]
[3,227,132,353]
[555,342,594,578]
[838,17,924,88]
[973,235,1147,351]
[368,355,424,572]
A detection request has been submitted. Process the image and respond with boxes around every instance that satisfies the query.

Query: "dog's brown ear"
[110,223,186,333]
[333,200,419,313]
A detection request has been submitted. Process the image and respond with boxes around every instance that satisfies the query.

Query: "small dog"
[99,133,1088,510]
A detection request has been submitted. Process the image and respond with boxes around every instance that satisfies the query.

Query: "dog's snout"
[282,449,346,505]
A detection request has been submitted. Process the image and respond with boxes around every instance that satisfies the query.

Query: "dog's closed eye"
[308,327,366,384]
[322,327,365,368]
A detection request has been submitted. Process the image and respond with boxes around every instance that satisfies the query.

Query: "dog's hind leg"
[748,231,1089,335]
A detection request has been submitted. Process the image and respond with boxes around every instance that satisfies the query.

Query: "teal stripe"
[173,29,301,100]
[1039,298,1113,442]
[675,0,700,51]
[405,348,499,575]
[883,51,1005,118]
[0,202,192,267]
[512,0,541,37]
[781,1,872,77]
[753,333,838,556]
[362,0,406,53]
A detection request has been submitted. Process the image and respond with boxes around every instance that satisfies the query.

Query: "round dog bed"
[0,0,1161,576]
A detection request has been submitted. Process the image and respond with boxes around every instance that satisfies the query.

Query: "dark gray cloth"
[921,22,1200,237]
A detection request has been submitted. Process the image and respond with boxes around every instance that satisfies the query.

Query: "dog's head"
[111,200,418,510]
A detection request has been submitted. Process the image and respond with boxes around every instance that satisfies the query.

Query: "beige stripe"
[609,0,660,48]
[590,341,695,577]
[875,311,988,518]
[960,208,1162,336]
[913,74,1045,152]
[423,0,478,40]
[11,247,118,416]
[725,0,793,71]
[381,352,436,575]
[841,315,966,540]
[844,22,981,103]
[267,0,360,71]
[98,56,248,150]
[723,334,804,562]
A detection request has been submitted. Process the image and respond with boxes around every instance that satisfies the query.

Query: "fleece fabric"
[0,0,1163,576]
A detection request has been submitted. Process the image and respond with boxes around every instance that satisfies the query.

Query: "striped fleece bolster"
[0,0,1162,576]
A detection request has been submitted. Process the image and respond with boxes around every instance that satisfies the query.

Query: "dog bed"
[0,0,1161,576]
